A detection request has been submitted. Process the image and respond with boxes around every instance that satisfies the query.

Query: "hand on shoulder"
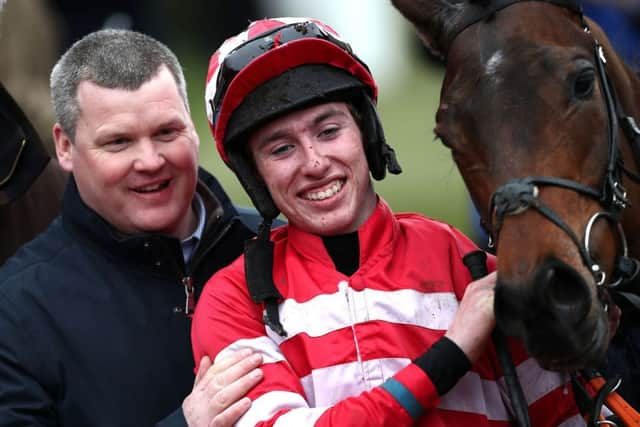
[183,349,263,427]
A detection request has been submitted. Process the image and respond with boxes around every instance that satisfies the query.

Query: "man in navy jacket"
[0,28,264,426]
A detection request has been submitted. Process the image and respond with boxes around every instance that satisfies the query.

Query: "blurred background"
[1,0,638,245]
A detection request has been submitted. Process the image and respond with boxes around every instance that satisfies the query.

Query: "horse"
[0,82,67,265]
[391,0,640,409]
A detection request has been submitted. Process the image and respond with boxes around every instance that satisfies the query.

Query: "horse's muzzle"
[495,258,609,370]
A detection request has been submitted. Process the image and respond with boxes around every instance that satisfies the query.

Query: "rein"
[451,1,640,426]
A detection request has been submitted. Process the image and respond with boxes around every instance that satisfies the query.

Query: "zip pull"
[182,276,195,315]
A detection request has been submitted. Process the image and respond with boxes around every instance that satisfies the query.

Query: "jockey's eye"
[572,68,595,100]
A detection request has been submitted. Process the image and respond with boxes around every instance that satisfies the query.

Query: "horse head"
[392,0,640,371]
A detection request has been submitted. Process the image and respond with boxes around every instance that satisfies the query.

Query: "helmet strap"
[244,218,287,337]
[382,142,403,175]
[360,94,403,180]
[227,151,280,219]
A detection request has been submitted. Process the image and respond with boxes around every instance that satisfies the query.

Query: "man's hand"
[445,271,497,363]
[183,349,263,427]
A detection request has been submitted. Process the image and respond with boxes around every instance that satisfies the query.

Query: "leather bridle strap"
[447,0,582,51]
[462,251,532,427]
[593,40,629,211]
[490,176,611,285]
[488,37,637,291]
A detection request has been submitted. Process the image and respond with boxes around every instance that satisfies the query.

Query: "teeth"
[136,182,167,193]
[303,180,343,201]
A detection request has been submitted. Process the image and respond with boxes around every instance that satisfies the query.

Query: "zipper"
[182,276,195,315]
[188,219,235,272]
[181,219,235,315]
[340,281,368,387]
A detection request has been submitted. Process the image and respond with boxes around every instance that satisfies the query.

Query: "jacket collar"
[285,197,398,273]
[61,168,231,273]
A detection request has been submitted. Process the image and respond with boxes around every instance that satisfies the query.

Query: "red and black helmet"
[205,17,401,220]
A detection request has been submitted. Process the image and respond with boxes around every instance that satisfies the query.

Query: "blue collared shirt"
[180,193,206,264]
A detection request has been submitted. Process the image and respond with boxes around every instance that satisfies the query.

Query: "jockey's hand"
[183,349,263,427]
[445,271,497,363]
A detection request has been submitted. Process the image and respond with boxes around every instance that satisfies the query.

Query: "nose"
[300,142,330,176]
[534,258,591,326]
[494,258,592,335]
[133,139,165,171]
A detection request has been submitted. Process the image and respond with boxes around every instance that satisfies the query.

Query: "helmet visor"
[211,20,362,127]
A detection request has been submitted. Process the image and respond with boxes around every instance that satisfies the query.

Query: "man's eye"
[271,144,293,156]
[157,129,178,141]
[103,138,130,149]
[319,126,339,138]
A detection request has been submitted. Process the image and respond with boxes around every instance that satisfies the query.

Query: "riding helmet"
[205,17,401,221]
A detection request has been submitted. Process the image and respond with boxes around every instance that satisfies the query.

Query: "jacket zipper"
[182,276,195,315]
[181,220,235,315]
[341,281,368,386]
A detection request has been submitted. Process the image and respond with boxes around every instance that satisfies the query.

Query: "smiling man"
[249,102,376,237]
[0,29,265,427]
[54,66,200,238]
[191,17,587,427]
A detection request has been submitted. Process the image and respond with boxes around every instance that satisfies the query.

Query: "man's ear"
[53,123,73,172]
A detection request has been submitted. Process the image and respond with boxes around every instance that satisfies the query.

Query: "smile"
[302,179,344,201]
[133,180,170,193]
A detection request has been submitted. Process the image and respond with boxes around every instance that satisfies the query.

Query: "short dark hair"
[50,29,189,140]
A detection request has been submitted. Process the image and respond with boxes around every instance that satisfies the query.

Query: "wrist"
[413,336,471,395]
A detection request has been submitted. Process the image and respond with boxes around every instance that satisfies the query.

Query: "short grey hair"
[50,29,189,140]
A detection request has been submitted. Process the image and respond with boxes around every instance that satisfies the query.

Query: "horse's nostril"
[536,260,591,325]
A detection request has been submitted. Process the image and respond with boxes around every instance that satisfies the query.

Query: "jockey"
[191,17,585,426]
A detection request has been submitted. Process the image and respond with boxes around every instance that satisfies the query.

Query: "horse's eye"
[573,69,595,99]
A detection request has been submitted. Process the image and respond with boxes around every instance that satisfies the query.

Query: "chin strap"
[244,218,287,337]
[381,142,402,176]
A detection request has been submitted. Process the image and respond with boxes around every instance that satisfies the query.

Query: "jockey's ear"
[53,123,73,172]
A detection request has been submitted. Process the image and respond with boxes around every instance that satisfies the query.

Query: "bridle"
[450,1,640,426]
[488,50,640,293]
[460,0,640,302]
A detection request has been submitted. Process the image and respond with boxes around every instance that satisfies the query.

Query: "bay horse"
[0,82,67,265]
[391,0,640,409]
